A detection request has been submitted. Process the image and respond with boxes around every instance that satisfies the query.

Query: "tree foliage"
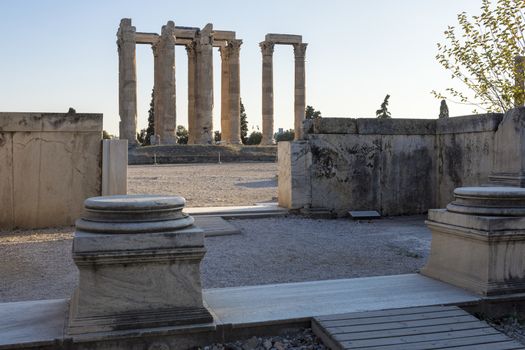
[214,130,222,143]
[433,0,525,112]
[376,94,392,119]
[305,105,322,119]
[245,131,262,145]
[274,129,295,142]
[240,99,249,144]
[176,125,188,144]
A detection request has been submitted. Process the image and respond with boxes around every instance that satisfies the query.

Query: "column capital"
[229,39,242,56]
[219,45,230,61]
[259,41,275,56]
[186,41,197,59]
[116,18,136,49]
[293,43,308,59]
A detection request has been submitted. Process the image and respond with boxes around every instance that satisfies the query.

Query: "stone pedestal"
[67,195,213,336]
[422,186,525,296]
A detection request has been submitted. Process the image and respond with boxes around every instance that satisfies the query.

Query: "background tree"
[432,0,525,112]
[305,105,322,119]
[176,125,188,144]
[240,99,249,144]
[274,129,295,142]
[245,131,262,145]
[137,128,147,145]
[214,130,222,143]
[102,130,112,139]
[376,94,392,119]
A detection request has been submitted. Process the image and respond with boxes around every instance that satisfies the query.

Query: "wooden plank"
[340,328,500,348]
[316,305,458,322]
[343,334,521,350]
[329,315,476,334]
[334,321,487,342]
[444,341,525,350]
[312,319,343,350]
[321,310,467,328]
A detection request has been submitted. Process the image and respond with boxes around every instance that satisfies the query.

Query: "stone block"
[304,118,357,135]
[68,195,213,336]
[490,107,525,186]
[278,141,311,209]
[422,187,525,296]
[102,139,128,196]
[0,112,102,230]
[436,113,502,134]
[265,33,302,44]
[356,118,436,135]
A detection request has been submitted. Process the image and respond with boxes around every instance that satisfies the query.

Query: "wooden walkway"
[312,305,525,350]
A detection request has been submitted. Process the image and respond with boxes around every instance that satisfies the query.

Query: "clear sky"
[0,0,483,135]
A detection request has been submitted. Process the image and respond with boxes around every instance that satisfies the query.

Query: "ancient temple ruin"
[260,34,307,144]
[117,18,242,145]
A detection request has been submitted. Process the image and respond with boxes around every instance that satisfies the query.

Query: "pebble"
[197,328,327,350]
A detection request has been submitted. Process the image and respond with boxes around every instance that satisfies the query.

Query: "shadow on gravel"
[235,179,277,188]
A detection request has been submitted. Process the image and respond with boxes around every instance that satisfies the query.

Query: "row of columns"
[117,19,242,146]
[259,40,307,145]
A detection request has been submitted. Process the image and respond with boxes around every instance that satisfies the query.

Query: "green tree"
[433,0,525,112]
[102,130,112,139]
[176,125,188,144]
[305,105,322,119]
[137,128,147,145]
[214,130,222,143]
[240,99,249,144]
[245,131,262,145]
[376,94,392,119]
[274,129,295,142]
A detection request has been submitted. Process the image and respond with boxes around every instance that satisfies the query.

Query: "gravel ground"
[128,163,278,207]
[0,216,430,302]
[198,329,326,350]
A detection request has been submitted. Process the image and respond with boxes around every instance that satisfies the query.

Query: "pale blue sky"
[0,0,482,135]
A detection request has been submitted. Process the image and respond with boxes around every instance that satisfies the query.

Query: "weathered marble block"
[67,195,213,336]
[422,187,525,296]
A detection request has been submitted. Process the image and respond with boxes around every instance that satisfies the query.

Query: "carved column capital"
[293,43,308,59]
[116,18,136,51]
[186,41,197,59]
[229,39,242,56]
[219,45,230,61]
[259,41,275,56]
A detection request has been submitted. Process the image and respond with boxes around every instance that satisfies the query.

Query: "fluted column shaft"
[220,45,231,143]
[195,24,214,144]
[293,43,307,140]
[186,42,197,144]
[117,18,137,145]
[260,41,275,145]
[229,39,242,144]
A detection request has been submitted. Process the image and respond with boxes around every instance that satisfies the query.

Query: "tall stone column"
[515,55,525,107]
[293,43,307,140]
[186,42,197,144]
[219,44,231,143]
[152,42,163,142]
[229,39,243,144]
[260,41,275,145]
[155,21,177,144]
[195,24,214,144]
[117,18,137,146]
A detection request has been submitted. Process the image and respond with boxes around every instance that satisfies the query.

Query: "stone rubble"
[197,329,327,350]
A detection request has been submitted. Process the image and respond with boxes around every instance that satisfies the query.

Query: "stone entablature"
[117,19,242,146]
[260,34,308,145]
[278,112,513,216]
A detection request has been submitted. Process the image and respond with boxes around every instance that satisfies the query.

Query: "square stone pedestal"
[422,209,525,296]
[67,195,214,337]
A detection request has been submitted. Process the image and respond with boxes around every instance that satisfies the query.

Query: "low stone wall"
[0,112,102,230]
[279,113,504,216]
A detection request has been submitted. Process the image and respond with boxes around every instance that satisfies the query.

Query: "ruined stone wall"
[0,112,102,230]
[279,114,503,216]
